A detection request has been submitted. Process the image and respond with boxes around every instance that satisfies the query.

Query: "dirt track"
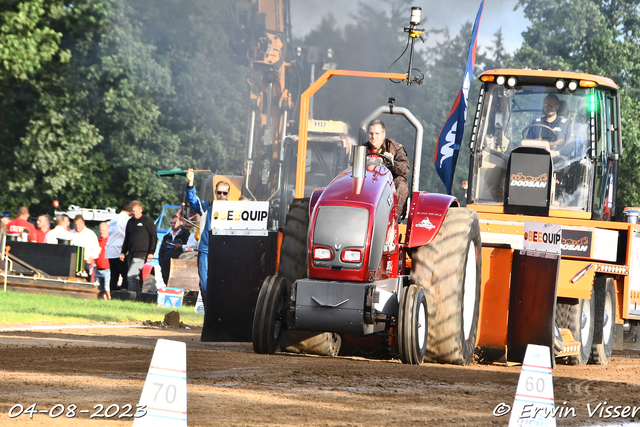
[1,322,640,426]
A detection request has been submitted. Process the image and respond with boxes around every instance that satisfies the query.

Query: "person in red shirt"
[95,222,111,300]
[34,214,51,243]
[6,206,37,242]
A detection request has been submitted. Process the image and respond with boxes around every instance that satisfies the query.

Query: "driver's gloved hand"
[383,152,395,166]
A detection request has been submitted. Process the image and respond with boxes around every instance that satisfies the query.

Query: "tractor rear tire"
[410,208,482,365]
[278,199,342,356]
[557,293,594,365]
[590,278,615,365]
[252,275,288,354]
[398,285,428,365]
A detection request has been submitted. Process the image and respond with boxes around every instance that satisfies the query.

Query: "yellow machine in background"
[465,69,638,365]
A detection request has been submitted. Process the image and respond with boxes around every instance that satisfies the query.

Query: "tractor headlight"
[313,247,333,260]
[341,249,363,263]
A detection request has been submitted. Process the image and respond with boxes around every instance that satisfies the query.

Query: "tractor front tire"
[410,208,482,365]
[278,199,342,356]
[590,278,615,365]
[557,293,594,365]
[252,275,288,354]
[398,285,428,365]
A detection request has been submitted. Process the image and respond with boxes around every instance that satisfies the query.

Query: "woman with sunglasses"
[185,168,230,308]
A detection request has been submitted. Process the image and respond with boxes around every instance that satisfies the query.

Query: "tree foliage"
[0,0,247,218]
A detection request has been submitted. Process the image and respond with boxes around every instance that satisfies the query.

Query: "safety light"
[568,80,578,92]
[313,247,333,261]
[410,7,421,26]
[590,94,596,112]
[580,80,597,88]
[555,79,566,91]
[506,76,518,88]
[341,249,363,263]
[480,75,494,82]
[496,76,506,86]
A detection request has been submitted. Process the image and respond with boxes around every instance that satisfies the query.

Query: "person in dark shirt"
[526,94,571,143]
[366,119,411,216]
[158,215,190,285]
[119,200,157,293]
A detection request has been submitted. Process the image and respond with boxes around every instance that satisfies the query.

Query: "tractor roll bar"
[295,70,407,199]
[358,105,423,194]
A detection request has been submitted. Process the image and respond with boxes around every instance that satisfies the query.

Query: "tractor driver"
[526,94,571,145]
[367,119,410,216]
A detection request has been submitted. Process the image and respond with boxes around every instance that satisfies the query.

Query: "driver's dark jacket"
[526,115,571,142]
[367,138,410,185]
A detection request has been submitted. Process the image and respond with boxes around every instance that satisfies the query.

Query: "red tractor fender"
[309,188,325,218]
[406,192,459,248]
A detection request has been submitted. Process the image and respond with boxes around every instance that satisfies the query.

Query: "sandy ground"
[0,322,640,426]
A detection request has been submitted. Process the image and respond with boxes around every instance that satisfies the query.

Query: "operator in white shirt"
[71,215,101,279]
[45,215,74,244]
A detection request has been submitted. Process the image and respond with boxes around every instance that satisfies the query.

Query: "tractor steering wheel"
[368,152,394,169]
[522,124,558,141]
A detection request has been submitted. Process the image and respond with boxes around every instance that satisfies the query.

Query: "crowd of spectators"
[1,181,247,301]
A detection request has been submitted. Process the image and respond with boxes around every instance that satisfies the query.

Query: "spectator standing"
[95,222,111,300]
[158,215,190,285]
[105,202,133,291]
[185,169,229,306]
[45,215,74,244]
[71,215,101,279]
[6,206,37,242]
[119,201,157,293]
[62,214,71,231]
[34,214,51,243]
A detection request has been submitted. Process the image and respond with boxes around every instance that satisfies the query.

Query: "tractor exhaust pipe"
[351,145,367,194]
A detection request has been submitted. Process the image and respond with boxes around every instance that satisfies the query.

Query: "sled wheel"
[410,208,482,365]
[252,275,288,354]
[398,285,428,365]
[590,278,615,365]
[557,291,594,365]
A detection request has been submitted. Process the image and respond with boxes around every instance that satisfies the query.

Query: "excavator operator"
[366,119,410,216]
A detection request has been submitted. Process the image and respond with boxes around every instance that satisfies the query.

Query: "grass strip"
[0,290,204,325]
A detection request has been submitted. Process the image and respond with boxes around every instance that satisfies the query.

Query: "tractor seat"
[557,100,569,118]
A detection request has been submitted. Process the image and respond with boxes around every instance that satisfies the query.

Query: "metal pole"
[309,64,315,120]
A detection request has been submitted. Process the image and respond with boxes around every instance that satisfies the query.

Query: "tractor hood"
[308,164,395,282]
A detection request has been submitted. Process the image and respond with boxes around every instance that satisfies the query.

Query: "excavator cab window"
[469,83,596,212]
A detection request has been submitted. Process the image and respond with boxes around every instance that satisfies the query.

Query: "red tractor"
[252,102,483,365]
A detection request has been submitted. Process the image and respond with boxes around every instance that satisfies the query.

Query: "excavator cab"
[467,70,622,220]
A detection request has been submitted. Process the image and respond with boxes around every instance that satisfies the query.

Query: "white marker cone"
[194,291,205,314]
[509,344,556,427]
[133,339,187,426]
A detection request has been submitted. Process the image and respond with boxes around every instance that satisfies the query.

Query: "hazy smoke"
[290,0,525,53]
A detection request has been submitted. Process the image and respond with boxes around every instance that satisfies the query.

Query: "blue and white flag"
[434,0,485,194]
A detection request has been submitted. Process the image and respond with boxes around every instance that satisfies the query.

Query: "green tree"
[0,0,249,217]
[0,0,68,80]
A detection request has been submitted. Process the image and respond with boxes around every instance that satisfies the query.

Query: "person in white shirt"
[45,215,74,244]
[71,215,100,279]
[105,202,132,291]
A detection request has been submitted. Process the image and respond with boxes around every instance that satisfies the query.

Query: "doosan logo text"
[510,172,548,188]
